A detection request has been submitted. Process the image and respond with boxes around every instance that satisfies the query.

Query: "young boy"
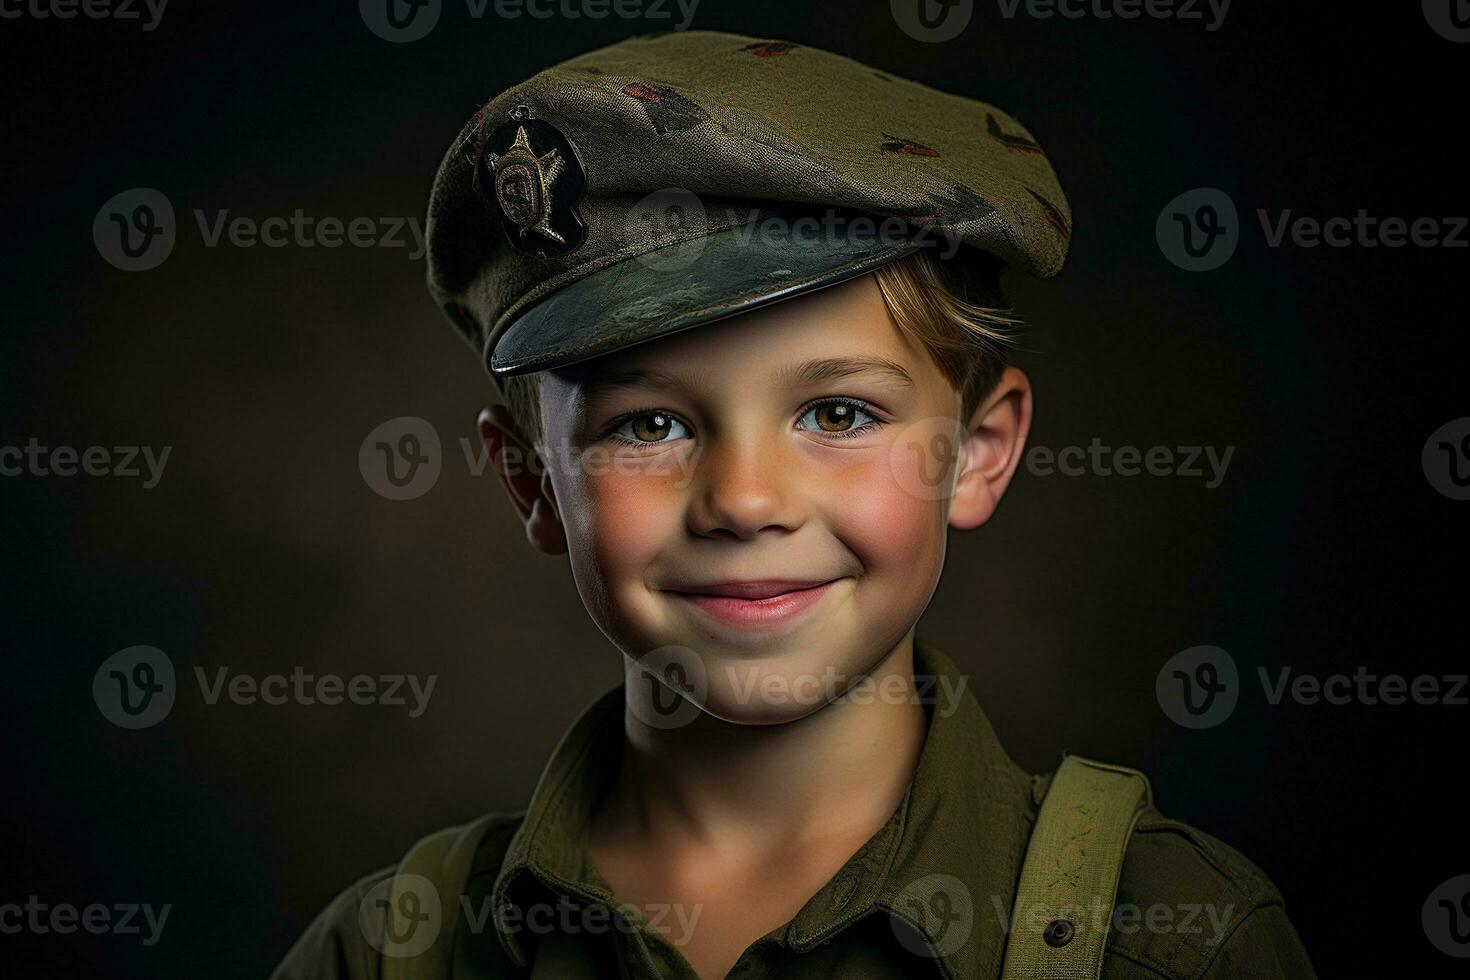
[272,30,1315,980]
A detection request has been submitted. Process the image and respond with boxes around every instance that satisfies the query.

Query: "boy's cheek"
[829,457,948,572]
[570,469,682,566]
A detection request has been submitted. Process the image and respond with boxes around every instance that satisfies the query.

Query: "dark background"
[1,1,1465,976]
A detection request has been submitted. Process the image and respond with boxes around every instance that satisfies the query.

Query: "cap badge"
[479,106,587,258]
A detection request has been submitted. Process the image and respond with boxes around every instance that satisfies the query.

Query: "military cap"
[424,29,1072,385]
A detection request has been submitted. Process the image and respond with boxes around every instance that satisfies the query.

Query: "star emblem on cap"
[488,125,567,244]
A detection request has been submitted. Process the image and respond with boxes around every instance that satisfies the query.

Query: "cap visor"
[489,220,921,377]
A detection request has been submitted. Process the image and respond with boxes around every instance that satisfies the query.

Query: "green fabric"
[269,639,1317,979]
[999,757,1151,980]
[424,30,1073,386]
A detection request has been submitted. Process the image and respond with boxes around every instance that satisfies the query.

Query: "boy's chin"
[695,688,834,726]
[688,655,881,726]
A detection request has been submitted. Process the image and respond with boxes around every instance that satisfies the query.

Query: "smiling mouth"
[665,579,840,627]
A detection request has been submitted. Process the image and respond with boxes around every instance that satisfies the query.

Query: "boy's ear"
[947,366,1033,531]
[477,405,568,555]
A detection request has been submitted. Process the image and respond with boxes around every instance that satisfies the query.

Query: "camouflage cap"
[425,29,1071,385]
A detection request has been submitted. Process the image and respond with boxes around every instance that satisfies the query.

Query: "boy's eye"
[797,399,880,436]
[612,410,691,445]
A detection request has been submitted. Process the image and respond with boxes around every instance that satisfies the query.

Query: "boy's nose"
[683,434,803,541]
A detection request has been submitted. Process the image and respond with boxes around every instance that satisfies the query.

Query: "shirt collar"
[489,638,1038,977]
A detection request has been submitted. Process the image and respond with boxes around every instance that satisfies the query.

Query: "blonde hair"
[500,248,1019,449]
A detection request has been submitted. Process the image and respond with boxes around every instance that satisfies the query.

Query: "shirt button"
[1043,918,1076,948]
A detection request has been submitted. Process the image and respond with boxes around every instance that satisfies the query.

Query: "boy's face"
[483,272,1031,725]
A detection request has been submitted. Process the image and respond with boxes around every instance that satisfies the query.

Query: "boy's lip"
[665,579,836,600]
[663,579,843,630]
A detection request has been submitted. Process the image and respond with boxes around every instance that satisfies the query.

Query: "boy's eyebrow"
[780,356,916,389]
[576,356,916,397]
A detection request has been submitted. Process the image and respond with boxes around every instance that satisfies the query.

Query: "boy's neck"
[594,631,928,860]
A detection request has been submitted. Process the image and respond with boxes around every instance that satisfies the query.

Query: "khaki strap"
[999,755,1152,980]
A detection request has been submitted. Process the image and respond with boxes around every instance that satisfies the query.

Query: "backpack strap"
[999,755,1152,980]
[376,815,500,980]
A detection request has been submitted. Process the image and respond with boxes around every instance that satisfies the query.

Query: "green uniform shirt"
[271,640,1315,979]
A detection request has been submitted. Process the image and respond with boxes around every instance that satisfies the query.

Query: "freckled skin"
[516,273,1025,724]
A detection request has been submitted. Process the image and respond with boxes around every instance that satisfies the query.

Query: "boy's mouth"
[664,579,840,628]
